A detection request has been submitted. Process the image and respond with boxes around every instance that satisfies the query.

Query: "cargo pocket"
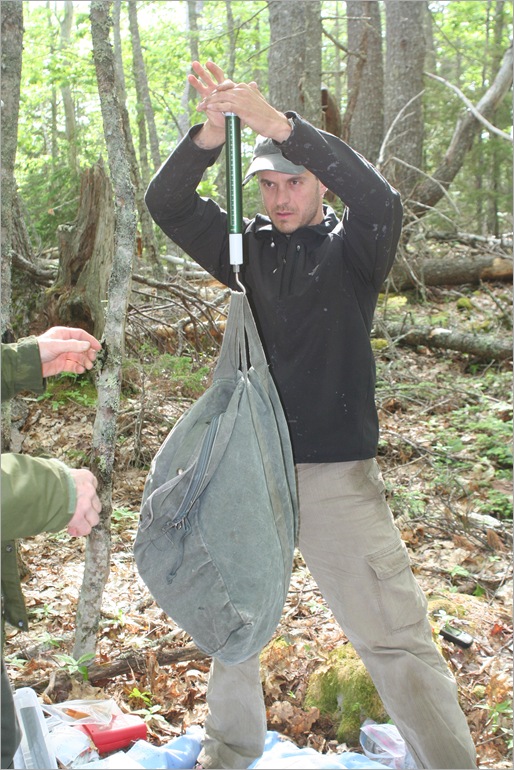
[366,541,427,633]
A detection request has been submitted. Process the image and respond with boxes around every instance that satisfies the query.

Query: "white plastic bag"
[360,720,417,769]
[42,698,119,725]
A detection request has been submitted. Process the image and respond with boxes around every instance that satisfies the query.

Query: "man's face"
[257,169,327,234]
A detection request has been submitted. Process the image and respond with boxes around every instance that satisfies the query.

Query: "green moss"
[427,594,468,620]
[371,338,389,352]
[304,644,388,745]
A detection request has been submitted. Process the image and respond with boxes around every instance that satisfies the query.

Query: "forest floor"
[4,276,513,769]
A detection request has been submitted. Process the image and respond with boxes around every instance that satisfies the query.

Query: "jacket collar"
[250,205,340,242]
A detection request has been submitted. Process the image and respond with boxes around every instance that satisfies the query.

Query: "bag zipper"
[169,413,221,529]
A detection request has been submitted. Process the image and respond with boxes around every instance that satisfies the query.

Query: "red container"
[77,713,147,753]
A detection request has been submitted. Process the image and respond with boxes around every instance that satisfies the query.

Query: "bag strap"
[213,291,269,382]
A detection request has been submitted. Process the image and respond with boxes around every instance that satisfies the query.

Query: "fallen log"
[12,642,209,693]
[375,320,512,361]
[388,251,512,291]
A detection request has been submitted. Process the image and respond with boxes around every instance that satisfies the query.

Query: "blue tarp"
[123,726,389,769]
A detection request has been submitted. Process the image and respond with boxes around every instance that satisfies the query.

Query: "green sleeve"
[1,338,44,402]
[1,455,75,540]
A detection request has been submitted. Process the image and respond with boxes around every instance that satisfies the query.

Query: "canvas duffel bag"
[134,291,298,665]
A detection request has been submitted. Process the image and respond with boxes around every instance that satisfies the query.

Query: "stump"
[45,159,115,338]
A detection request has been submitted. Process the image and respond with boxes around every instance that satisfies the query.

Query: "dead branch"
[426,71,513,143]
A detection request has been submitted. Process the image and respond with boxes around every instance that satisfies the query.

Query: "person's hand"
[37,326,102,377]
[188,60,231,132]
[192,61,291,143]
[67,469,101,537]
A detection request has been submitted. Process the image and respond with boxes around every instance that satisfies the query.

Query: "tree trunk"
[383,0,425,197]
[1,0,23,452]
[0,0,23,338]
[60,0,79,175]
[74,0,137,660]
[345,1,384,163]
[128,0,161,173]
[268,0,322,126]
[177,0,201,138]
[115,0,163,278]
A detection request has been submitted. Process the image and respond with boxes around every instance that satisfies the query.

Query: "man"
[145,61,477,769]
[1,326,102,768]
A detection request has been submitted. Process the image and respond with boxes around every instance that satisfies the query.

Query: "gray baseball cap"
[242,135,306,185]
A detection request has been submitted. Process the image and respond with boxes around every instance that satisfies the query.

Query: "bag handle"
[213,291,269,382]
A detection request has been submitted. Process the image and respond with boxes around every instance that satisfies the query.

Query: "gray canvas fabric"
[134,291,298,665]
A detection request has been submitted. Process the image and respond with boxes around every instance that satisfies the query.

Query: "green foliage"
[111,506,138,526]
[144,354,210,398]
[53,652,95,681]
[423,1,513,231]
[128,687,152,708]
[37,373,97,409]
[428,401,512,520]
[18,3,106,246]
[16,1,511,249]
[477,699,513,750]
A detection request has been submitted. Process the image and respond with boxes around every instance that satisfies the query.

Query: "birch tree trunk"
[74,0,137,659]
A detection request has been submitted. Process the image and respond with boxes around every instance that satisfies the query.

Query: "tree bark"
[0,0,23,338]
[383,0,426,197]
[128,0,161,173]
[345,1,384,163]
[268,1,322,126]
[60,0,79,175]
[177,0,200,138]
[1,0,23,452]
[115,0,163,278]
[74,0,137,660]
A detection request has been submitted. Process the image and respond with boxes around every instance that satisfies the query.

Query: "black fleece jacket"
[145,112,403,463]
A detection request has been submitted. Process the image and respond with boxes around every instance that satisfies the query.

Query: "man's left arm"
[276,112,403,287]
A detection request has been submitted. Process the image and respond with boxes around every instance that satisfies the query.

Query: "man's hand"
[191,60,291,144]
[188,61,230,148]
[37,326,102,377]
[67,469,101,537]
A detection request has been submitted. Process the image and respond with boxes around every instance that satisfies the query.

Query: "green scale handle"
[225,113,243,272]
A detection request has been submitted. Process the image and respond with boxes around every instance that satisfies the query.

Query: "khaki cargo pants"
[198,460,477,769]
